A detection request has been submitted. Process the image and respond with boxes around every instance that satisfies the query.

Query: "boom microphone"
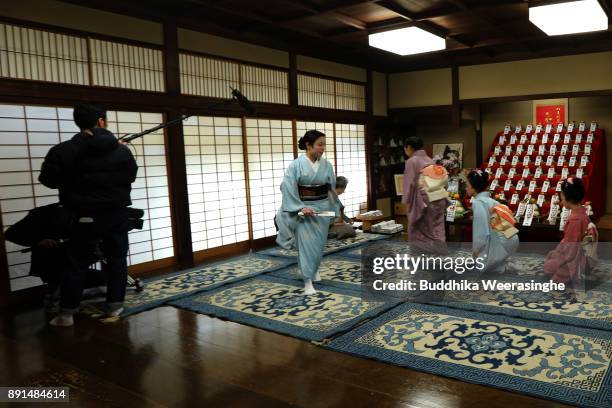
[231,87,256,114]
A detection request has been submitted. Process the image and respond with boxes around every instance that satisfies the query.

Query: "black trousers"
[60,211,129,313]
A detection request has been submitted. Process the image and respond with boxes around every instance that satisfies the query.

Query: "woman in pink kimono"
[402,137,447,254]
[544,177,592,285]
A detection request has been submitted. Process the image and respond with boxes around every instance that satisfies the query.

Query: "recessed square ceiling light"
[368,26,446,56]
[529,0,608,36]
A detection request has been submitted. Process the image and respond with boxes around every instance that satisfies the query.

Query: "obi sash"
[298,184,329,201]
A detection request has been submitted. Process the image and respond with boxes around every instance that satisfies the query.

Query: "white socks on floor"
[49,314,74,327]
[303,279,316,295]
[313,271,321,282]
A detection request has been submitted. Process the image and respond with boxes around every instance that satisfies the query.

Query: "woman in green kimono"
[275,130,338,295]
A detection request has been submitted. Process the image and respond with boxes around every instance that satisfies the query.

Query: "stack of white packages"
[371,220,403,234]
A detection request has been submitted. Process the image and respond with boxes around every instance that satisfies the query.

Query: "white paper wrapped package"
[418,164,449,203]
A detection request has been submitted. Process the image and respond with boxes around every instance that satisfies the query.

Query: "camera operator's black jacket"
[39,128,138,212]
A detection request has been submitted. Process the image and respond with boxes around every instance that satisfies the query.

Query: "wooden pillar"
[0,210,10,305]
[163,21,193,269]
[366,69,375,210]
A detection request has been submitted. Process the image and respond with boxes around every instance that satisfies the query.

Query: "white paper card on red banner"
[527,145,534,156]
[542,180,550,193]
[590,122,597,131]
[495,167,503,178]
[575,134,582,144]
[559,208,570,231]
[546,156,554,166]
[577,168,584,178]
[556,124,563,133]
[515,125,522,133]
[542,133,549,144]
[523,156,530,167]
[587,133,594,143]
[494,146,501,156]
[531,134,538,144]
[499,192,506,201]
[504,125,511,134]
[516,179,525,190]
[552,194,560,205]
[561,144,568,155]
[553,133,560,143]
[571,145,579,156]
[545,124,553,133]
[500,156,507,165]
[547,168,555,179]
[446,200,458,222]
[528,180,537,192]
[534,167,543,178]
[548,204,559,224]
[535,156,542,166]
[538,145,546,156]
[578,122,586,132]
[522,167,530,177]
[561,167,569,179]
[523,204,535,226]
[550,145,557,155]
[508,168,516,179]
[517,202,527,218]
[499,135,506,145]
[510,135,517,145]
[511,193,519,205]
[580,156,588,167]
[537,194,545,207]
[504,179,512,191]
[520,135,527,144]
[526,124,533,133]
[512,156,519,166]
[585,144,591,155]
[567,123,574,133]
[564,134,571,144]
[556,181,563,192]
[569,156,576,167]
[535,124,543,133]
[557,156,565,167]
[505,145,512,155]
[489,156,496,166]
[490,179,498,190]
[516,145,524,154]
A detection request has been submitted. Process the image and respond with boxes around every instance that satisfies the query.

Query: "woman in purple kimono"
[402,137,447,254]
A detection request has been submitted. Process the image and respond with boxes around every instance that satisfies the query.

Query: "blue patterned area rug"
[327,302,612,408]
[122,254,295,316]
[270,255,362,291]
[169,275,399,341]
[258,232,389,259]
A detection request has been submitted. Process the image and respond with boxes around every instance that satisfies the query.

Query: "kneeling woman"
[275,130,337,295]
[467,169,519,274]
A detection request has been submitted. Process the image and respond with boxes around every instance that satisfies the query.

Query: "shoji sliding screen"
[0,104,175,291]
[106,111,174,266]
[335,123,367,217]
[183,116,249,251]
[245,119,294,240]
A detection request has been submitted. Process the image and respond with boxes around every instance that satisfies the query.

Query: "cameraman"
[39,103,138,327]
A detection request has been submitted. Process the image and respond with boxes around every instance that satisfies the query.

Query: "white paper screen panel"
[246,119,294,239]
[335,123,368,218]
[179,54,240,99]
[90,39,164,92]
[297,74,365,112]
[106,111,174,265]
[183,116,249,251]
[0,23,89,85]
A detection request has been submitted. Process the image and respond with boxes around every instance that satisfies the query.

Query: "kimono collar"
[476,191,490,199]
[413,150,428,158]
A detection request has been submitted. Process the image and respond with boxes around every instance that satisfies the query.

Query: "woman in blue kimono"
[467,169,519,274]
[275,130,337,295]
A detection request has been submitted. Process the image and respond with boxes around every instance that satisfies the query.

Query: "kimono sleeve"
[472,199,490,256]
[402,159,416,205]
[280,161,306,213]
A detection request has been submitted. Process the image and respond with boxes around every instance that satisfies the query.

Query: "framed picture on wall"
[432,143,463,170]
[533,98,568,125]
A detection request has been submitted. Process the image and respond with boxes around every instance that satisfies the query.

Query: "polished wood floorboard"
[0,306,571,408]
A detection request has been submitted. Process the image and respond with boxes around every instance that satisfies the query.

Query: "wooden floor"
[0,305,571,408]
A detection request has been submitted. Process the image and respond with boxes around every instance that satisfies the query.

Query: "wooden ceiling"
[64,0,612,72]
